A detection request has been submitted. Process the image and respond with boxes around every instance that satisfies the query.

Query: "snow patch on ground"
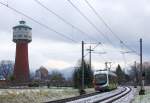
[67,87,125,103]
[114,87,137,103]
[0,87,94,103]
[0,87,140,103]
[132,86,150,103]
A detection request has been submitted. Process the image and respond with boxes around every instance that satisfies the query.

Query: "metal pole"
[89,46,91,70]
[105,62,108,70]
[139,38,145,95]
[140,39,142,90]
[108,62,112,71]
[81,41,85,94]
[134,61,137,88]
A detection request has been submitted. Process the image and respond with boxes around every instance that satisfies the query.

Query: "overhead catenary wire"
[34,0,98,42]
[0,1,78,43]
[0,0,141,71]
[84,0,121,41]
[84,0,138,55]
[67,0,114,45]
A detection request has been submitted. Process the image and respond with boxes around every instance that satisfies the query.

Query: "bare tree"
[49,70,65,87]
[0,60,14,80]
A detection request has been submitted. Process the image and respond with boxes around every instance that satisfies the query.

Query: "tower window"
[18,27,21,30]
[18,35,22,37]
[24,35,27,37]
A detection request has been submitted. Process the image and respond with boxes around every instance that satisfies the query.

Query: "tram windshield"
[95,74,107,85]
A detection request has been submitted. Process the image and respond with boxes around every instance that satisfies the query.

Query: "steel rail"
[45,87,131,103]
[45,92,100,103]
[94,87,131,103]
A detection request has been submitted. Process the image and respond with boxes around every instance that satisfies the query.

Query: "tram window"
[95,74,107,85]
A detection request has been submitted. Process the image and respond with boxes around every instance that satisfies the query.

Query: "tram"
[93,70,117,91]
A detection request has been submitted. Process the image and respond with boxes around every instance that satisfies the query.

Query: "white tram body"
[93,70,117,91]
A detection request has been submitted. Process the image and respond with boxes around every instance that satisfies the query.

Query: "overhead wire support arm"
[84,42,101,57]
[92,51,107,54]
[120,41,139,56]
[0,1,78,43]
[84,42,101,45]
[120,51,135,54]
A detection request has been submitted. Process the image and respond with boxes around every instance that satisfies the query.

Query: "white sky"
[0,0,150,71]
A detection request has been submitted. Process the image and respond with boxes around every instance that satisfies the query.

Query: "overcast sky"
[0,0,149,71]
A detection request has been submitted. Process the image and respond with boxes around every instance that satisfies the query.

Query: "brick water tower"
[13,21,32,83]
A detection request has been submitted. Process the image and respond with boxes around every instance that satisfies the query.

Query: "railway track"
[45,91,100,103]
[45,87,132,103]
[93,87,131,103]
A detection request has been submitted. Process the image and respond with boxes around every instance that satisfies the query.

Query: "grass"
[132,86,150,103]
[0,87,95,103]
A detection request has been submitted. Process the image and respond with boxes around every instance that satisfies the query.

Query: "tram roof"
[94,70,117,76]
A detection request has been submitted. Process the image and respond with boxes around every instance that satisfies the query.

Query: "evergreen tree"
[73,60,93,89]
[50,71,65,87]
[116,64,125,84]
